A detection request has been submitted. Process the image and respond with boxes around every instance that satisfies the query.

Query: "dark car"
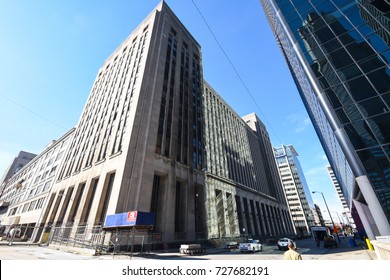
[323,236,338,248]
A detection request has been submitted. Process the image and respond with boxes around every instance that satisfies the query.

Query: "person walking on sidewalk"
[7,227,15,245]
[283,241,302,260]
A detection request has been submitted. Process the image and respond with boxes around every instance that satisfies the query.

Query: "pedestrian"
[315,237,320,248]
[283,241,302,260]
[8,227,15,245]
[8,228,14,239]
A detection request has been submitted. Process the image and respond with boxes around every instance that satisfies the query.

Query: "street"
[0,236,376,260]
[1,237,382,280]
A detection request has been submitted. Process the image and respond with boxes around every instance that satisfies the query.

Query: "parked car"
[277,238,296,251]
[323,236,338,248]
[239,239,263,252]
[225,241,238,249]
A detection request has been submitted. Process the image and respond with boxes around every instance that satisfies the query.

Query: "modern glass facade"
[274,144,316,235]
[260,0,390,237]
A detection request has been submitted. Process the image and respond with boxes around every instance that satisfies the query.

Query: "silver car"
[239,239,263,252]
[277,238,296,251]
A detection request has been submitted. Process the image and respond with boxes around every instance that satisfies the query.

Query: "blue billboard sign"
[104,211,155,228]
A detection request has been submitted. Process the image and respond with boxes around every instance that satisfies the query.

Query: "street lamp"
[334,211,343,226]
[312,191,339,242]
[342,212,351,227]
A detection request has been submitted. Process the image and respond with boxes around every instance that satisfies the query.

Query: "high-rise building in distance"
[326,165,356,229]
[260,0,390,238]
[274,144,316,236]
[0,151,36,192]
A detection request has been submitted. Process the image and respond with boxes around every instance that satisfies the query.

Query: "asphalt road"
[0,236,376,260]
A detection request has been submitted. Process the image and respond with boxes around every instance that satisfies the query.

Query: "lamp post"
[342,212,351,228]
[312,191,340,242]
[334,211,343,226]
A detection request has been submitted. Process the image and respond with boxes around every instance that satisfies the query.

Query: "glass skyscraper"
[274,144,316,236]
[260,0,390,238]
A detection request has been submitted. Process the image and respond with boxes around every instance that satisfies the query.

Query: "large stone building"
[41,1,205,244]
[204,82,293,239]
[0,129,74,240]
[260,0,390,238]
[0,1,293,247]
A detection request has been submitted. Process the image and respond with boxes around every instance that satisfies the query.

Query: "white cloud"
[286,113,311,133]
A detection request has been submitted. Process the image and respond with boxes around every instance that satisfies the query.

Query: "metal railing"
[1,222,209,255]
[48,224,104,249]
[46,224,166,255]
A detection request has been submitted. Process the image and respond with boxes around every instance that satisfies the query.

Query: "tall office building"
[29,1,292,247]
[260,0,390,238]
[204,83,293,239]
[273,144,316,235]
[326,165,356,229]
[312,203,325,226]
[41,1,205,243]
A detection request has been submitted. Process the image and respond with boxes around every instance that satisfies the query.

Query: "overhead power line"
[0,94,67,130]
[191,0,282,144]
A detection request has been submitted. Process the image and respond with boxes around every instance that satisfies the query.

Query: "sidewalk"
[294,236,377,260]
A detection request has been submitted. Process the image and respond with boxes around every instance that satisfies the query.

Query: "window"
[9,207,17,215]
[42,180,52,192]
[40,163,47,171]
[28,200,36,211]
[22,203,29,213]
[34,176,41,184]
[56,151,64,161]
[36,197,45,209]
[34,184,44,195]
[27,189,35,198]
[41,170,49,180]
[48,166,57,177]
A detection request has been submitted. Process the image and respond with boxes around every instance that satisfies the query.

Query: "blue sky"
[0,0,345,221]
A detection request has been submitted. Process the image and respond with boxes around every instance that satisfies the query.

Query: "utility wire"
[191,0,282,144]
[0,94,67,130]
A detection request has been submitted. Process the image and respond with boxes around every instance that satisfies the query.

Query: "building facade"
[326,165,356,229]
[38,2,292,246]
[203,83,293,239]
[273,144,316,235]
[312,203,325,226]
[260,0,390,238]
[41,2,205,244]
[0,151,36,197]
[0,129,74,240]
[1,1,294,247]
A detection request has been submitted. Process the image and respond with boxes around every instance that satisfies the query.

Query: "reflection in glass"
[270,0,390,223]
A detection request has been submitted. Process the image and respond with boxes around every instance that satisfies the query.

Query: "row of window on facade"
[58,32,150,180]
[8,196,46,216]
[1,166,55,204]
